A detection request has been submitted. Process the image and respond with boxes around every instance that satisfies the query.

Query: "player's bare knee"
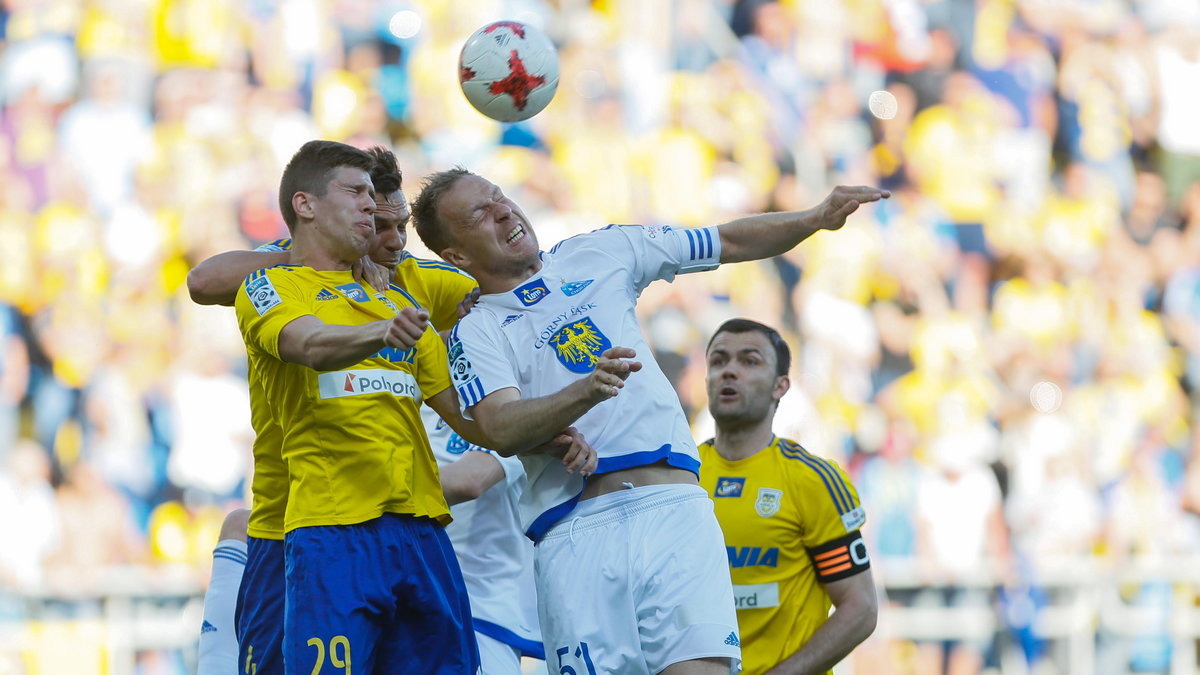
[219,508,250,542]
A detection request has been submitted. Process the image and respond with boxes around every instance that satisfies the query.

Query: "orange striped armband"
[808,531,871,583]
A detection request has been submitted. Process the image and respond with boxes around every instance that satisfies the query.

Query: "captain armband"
[808,530,871,583]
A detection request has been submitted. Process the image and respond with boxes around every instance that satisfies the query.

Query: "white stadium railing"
[0,557,1197,674]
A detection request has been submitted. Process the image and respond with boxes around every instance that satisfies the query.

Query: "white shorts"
[535,484,740,675]
[476,630,522,674]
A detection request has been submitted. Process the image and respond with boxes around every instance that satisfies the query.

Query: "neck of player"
[477,259,544,295]
[713,415,775,462]
[289,236,355,272]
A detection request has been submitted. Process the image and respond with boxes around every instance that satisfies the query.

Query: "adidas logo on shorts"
[201,619,217,634]
[724,631,740,647]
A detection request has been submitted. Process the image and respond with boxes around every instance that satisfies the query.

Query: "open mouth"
[719,386,738,399]
[506,224,525,245]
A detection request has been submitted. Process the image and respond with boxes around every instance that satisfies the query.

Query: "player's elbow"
[186,265,235,306]
[469,417,520,457]
[859,601,879,641]
[850,588,879,642]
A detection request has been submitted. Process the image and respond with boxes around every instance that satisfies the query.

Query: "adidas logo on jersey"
[501,314,523,327]
[315,289,337,301]
[201,619,217,634]
[724,632,740,647]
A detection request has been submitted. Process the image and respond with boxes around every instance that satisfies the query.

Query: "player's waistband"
[539,484,706,541]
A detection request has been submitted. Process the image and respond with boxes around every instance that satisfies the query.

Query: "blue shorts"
[283,513,479,675]
[236,536,286,675]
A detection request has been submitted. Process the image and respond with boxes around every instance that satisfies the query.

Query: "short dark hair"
[367,146,403,196]
[707,318,792,377]
[412,167,474,256]
[278,140,374,230]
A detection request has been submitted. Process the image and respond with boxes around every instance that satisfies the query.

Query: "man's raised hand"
[817,186,891,232]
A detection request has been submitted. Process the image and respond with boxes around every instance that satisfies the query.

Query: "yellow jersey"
[395,252,477,333]
[699,437,870,675]
[240,243,477,538]
[235,264,456,531]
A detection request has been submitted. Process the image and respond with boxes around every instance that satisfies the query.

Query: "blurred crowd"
[1,0,1199,671]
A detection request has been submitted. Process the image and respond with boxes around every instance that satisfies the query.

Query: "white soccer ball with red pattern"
[458,21,559,123]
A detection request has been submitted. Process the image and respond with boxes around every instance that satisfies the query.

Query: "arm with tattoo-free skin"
[718,186,890,264]
[466,346,641,457]
[439,450,505,505]
[277,306,430,372]
[189,249,392,306]
[763,569,879,675]
[426,387,597,476]
[188,250,291,306]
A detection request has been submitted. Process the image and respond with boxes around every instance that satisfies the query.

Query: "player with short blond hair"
[412,167,887,675]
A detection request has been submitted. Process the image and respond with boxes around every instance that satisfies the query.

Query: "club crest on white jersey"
[549,317,611,373]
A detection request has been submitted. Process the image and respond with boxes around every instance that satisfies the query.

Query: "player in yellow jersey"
[699,319,877,675]
[192,145,586,674]
[229,141,591,675]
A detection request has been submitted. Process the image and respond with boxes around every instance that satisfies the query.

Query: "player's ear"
[441,245,470,270]
[292,191,315,221]
[772,374,790,402]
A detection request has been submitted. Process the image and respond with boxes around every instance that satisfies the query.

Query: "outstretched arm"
[188,250,290,306]
[763,568,879,675]
[718,186,890,264]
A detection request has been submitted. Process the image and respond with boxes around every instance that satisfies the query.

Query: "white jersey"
[421,405,543,658]
[448,224,722,540]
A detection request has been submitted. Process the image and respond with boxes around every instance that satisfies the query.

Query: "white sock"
[198,539,247,675]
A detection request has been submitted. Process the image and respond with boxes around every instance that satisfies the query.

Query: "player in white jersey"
[411,168,889,675]
[423,404,543,672]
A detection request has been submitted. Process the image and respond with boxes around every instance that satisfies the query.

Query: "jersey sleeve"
[589,225,721,293]
[413,322,453,401]
[446,316,519,419]
[255,238,292,252]
[234,268,312,359]
[412,261,478,333]
[796,455,871,583]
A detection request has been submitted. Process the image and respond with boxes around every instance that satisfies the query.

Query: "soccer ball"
[458,21,559,123]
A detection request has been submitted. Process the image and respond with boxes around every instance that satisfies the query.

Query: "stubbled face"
[307,166,376,262]
[438,174,539,280]
[369,189,410,272]
[706,330,788,430]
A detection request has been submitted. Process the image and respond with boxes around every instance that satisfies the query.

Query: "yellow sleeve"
[796,456,865,549]
[397,258,478,333]
[426,268,479,334]
[794,453,870,583]
[234,268,312,359]
[415,323,453,400]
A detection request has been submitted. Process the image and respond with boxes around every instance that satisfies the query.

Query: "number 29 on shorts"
[307,635,351,674]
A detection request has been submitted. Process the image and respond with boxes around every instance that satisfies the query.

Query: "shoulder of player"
[254,238,293,253]
[772,438,859,508]
[547,224,648,256]
[384,281,425,310]
[448,305,503,341]
[399,252,475,280]
[241,263,305,291]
